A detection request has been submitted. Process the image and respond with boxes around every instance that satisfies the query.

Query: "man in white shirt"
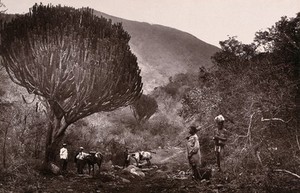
[59,143,68,173]
[76,147,89,174]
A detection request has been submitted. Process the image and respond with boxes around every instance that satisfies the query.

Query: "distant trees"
[211,36,256,73]
[0,4,142,165]
[254,13,300,66]
[254,13,300,126]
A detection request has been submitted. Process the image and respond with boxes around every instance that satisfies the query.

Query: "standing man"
[76,147,88,174]
[213,114,227,171]
[186,125,201,180]
[123,147,130,168]
[59,143,68,173]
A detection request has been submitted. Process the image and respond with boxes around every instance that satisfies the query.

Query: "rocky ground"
[1,148,299,193]
[11,165,231,193]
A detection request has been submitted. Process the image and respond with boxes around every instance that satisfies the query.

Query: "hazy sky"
[4,0,300,47]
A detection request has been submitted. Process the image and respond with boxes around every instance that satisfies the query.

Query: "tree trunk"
[43,108,69,166]
[2,125,8,168]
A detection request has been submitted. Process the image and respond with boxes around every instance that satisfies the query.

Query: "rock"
[121,177,131,183]
[212,189,219,193]
[127,165,142,171]
[50,163,60,174]
[135,171,145,177]
[121,165,147,178]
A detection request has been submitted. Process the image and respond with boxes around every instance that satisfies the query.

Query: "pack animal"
[131,151,152,167]
[75,151,103,175]
[85,152,103,175]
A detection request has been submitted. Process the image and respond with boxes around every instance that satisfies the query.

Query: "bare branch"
[22,94,36,104]
[261,117,289,123]
[273,169,300,179]
[247,112,255,146]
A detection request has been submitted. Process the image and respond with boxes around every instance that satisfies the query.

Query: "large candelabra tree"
[0,4,143,164]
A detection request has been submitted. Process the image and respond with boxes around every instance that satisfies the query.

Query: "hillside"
[92,10,219,92]
[0,11,219,94]
[1,7,299,193]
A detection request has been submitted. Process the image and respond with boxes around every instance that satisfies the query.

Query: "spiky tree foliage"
[0,4,143,163]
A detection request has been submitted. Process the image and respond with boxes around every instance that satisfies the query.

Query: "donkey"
[131,151,152,167]
[84,151,103,176]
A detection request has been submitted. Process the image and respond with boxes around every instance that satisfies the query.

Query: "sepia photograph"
[0,0,299,192]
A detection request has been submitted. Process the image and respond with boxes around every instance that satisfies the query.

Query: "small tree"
[131,94,157,125]
[0,4,142,165]
[211,36,256,73]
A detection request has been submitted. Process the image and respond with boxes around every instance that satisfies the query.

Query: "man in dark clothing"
[123,148,130,168]
[186,126,201,180]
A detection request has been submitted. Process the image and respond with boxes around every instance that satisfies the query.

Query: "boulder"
[123,165,145,177]
[50,163,60,174]
[121,177,131,183]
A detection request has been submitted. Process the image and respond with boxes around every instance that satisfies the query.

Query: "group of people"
[186,114,227,180]
[59,114,227,179]
[59,145,90,174]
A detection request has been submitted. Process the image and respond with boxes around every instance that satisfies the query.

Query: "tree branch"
[247,112,255,146]
[273,169,300,179]
[22,94,36,104]
[261,117,289,123]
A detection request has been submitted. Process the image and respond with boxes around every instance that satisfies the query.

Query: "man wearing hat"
[59,143,68,173]
[213,114,227,171]
[76,147,88,174]
[186,125,201,180]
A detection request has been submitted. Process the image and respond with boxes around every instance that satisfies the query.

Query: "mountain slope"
[0,10,219,95]
[93,10,220,92]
